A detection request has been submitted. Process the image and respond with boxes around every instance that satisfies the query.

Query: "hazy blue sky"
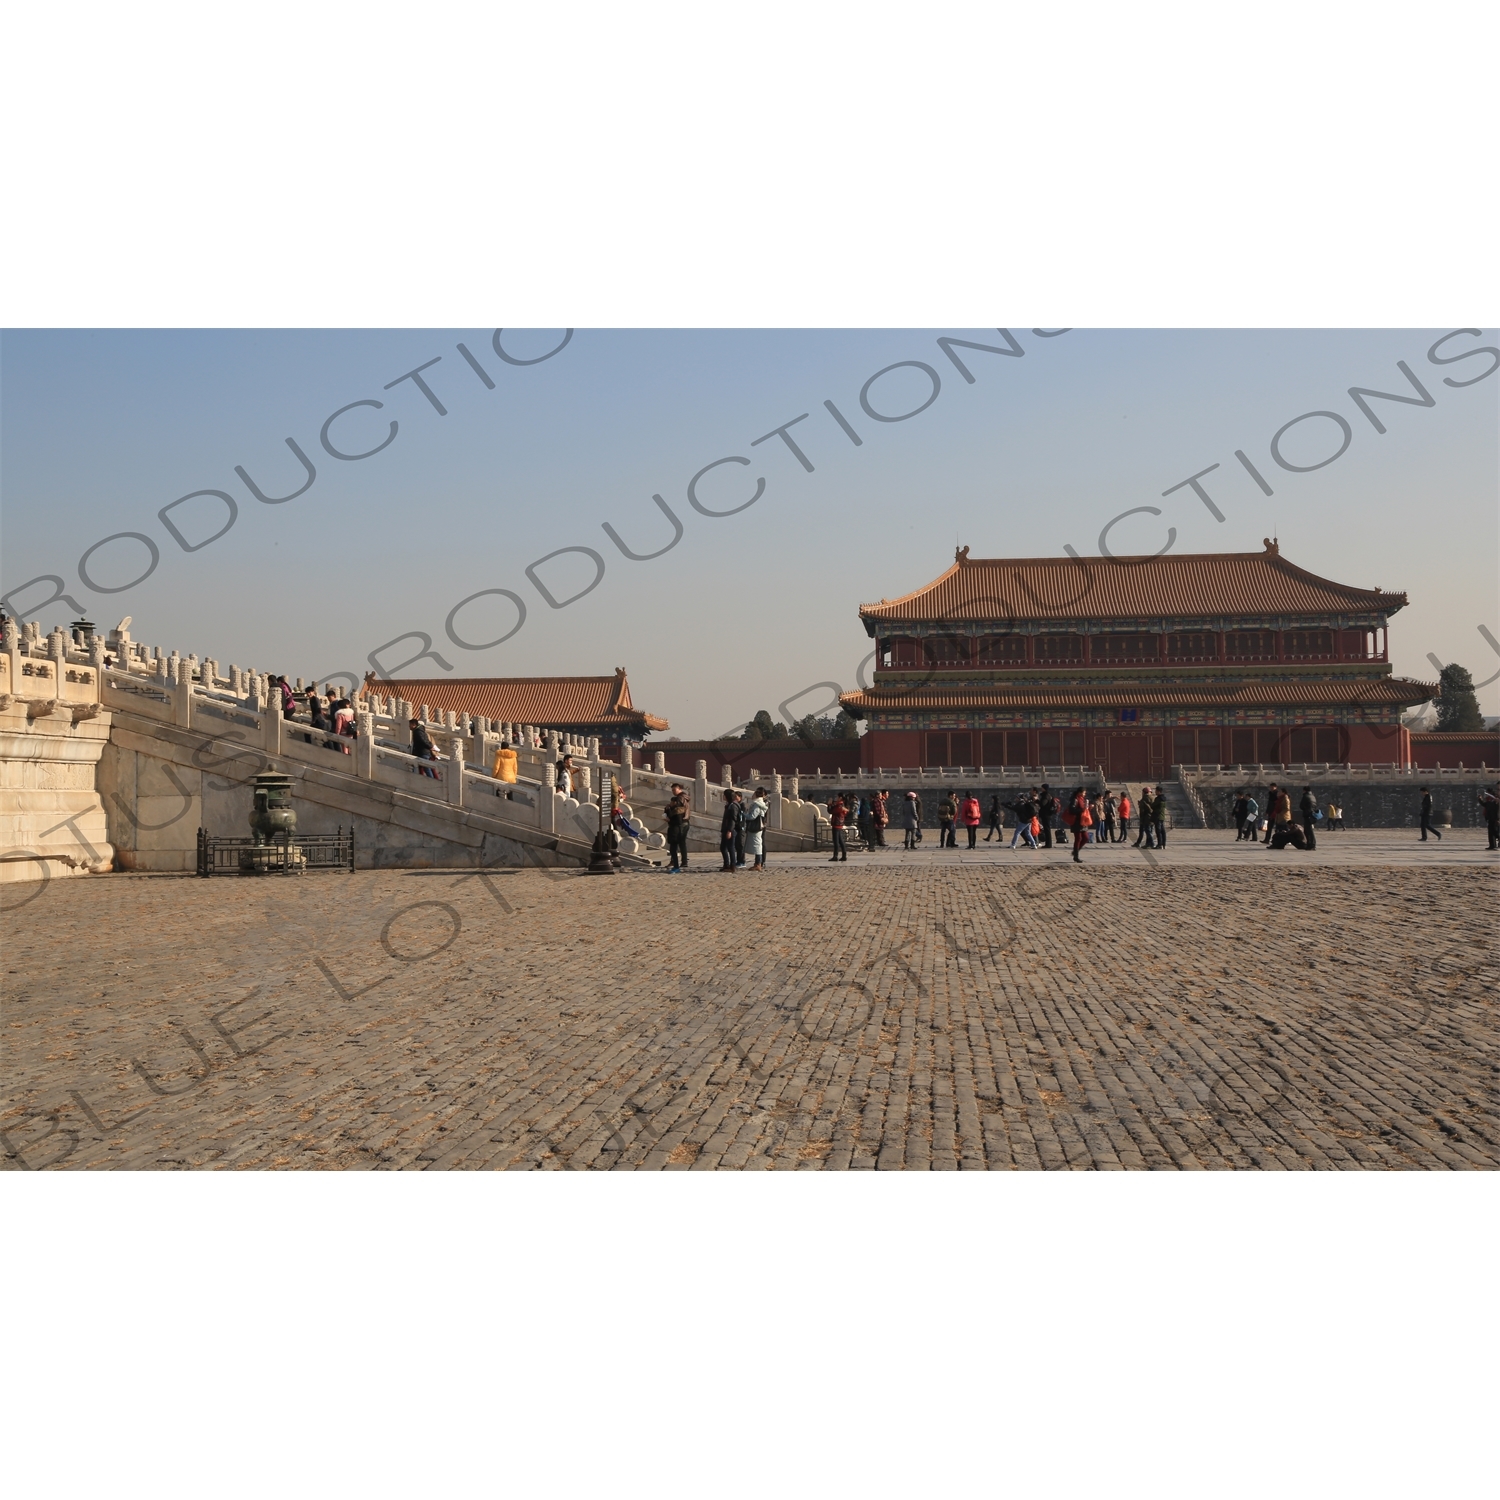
[2,328,1496,734]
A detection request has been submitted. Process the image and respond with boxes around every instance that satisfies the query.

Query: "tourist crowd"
[660,783,1179,867]
[264,676,360,756]
[261,679,1500,861]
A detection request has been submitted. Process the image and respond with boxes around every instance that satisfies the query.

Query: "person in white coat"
[744,788,770,870]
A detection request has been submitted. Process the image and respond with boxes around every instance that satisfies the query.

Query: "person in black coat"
[410,717,439,778]
[1478,785,1500,850]
[1419,787,1441,841]
[1037,784,1056,849]
[719,789,741,872]
[984,793,1003,841]
[1299,787,1318,850]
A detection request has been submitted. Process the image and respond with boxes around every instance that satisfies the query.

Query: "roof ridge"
[372,673,626,684]
[950,549,1277,567]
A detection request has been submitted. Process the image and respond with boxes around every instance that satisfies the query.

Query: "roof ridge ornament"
[1263,536,1279,555]
[955,544,970,562]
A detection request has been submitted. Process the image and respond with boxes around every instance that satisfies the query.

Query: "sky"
[2,327,1496,735]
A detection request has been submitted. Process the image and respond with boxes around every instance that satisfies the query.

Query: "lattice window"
[1094,633,1159,661]
[976,635,1028,664]
[1225,631,1276,659]
[1034,634,1084,663]
[1167,632,1217,660]
[1284,629,1333,658]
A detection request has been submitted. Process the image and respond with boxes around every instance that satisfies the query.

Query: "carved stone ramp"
[101,700,603,874]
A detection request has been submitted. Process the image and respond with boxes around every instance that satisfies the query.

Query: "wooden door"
[1110,734,1148,779]
[1315,726,1343,763]
[1148,735,1165,775]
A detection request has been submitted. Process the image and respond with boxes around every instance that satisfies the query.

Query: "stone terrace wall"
[0,698,113,885]
[1184,769,1495,829]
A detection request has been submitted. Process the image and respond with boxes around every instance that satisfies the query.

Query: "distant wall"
[1409,732,1498,769]
[655,738,861,780]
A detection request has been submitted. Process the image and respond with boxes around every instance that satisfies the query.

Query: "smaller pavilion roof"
[365,668,668,731]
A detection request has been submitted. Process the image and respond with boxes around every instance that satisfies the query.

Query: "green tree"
[832,709,862,740]
[794,714,824,746]
[742,709,787,741]
[1436,662,1483,732]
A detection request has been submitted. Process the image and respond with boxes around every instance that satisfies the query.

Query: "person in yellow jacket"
[491,740,518,783]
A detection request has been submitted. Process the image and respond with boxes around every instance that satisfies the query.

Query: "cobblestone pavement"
[3,857,1495,1170]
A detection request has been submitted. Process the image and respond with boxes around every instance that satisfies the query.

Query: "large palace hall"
[840,541,1435,778]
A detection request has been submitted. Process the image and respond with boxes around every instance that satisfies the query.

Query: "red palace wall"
[1409,731,1499,768]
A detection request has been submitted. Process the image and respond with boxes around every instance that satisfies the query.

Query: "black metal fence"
[196,828,356,876]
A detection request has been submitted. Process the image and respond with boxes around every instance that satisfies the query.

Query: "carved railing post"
[358,715,375,777]
[541,763,558,832]
[447,743,464,807]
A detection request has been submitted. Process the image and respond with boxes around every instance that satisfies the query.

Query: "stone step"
[1159,780,1205,829]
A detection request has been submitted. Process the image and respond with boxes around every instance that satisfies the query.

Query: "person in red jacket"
[827,794,849,862]
[959,793,982,849]
[1068,787,1092,862]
